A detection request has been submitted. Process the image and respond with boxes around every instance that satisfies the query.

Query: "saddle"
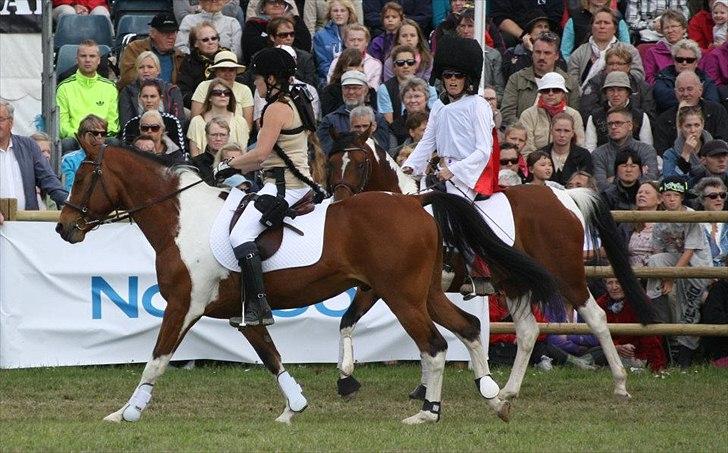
[219,190,316,260]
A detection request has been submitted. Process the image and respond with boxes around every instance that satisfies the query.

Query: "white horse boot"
[230,242,274,328]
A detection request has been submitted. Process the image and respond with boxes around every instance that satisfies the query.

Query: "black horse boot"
[229,242,274,328]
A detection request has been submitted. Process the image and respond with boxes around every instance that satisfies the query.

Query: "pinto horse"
[55,138,560,424]
[326,132,655,402]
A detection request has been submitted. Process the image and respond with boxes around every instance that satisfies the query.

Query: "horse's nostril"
[55,223,63,234]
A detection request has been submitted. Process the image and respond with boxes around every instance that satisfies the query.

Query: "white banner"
[0,222,489,369]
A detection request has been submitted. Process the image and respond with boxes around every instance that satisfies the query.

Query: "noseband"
[328,146,372,197]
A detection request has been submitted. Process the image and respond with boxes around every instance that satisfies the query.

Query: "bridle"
[327,145,372,198]
[63,145,207,231]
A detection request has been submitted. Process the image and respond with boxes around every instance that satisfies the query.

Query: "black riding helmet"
[251,48,297,97]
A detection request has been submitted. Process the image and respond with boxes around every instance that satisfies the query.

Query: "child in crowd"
[713,0,728,46]
[396,111,428,165]
[526,150,553,186]
[368,2,403,64]
[327,24,382,88]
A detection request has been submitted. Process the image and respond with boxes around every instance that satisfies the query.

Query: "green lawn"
[1,363,726,451]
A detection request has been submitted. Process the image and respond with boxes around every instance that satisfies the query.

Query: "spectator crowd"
[0,0,726,369]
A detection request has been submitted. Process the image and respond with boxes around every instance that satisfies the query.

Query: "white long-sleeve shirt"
[403,94,493,189]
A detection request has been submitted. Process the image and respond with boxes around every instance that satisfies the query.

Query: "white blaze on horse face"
[340,151,351,182]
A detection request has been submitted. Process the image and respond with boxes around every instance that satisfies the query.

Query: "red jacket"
[489,294,547,344]
[595,294,667,372]
[688,10,714,51]
[53,0,109,10]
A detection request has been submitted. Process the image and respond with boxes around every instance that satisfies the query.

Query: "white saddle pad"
[473,191,515,246]
[210,188,332,273]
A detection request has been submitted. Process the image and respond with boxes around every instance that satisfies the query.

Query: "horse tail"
[565,188,656,324]
[417,191,559,306]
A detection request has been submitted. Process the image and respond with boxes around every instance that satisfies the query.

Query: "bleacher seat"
[111,0,173,27]
[56,44,113,81]
[54,15,114,50]
[115,14,154,55]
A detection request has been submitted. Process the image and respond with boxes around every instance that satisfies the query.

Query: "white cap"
[537,72,568,92]
[275,44,297,61]
[341,70,368,86]
[715,0,728,8]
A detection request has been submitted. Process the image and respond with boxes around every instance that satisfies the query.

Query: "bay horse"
[55,138,560,425]
[326,132,655,402]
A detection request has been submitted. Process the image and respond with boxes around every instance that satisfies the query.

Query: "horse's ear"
[328,125,340,142]
[76,131,101,159]
[358,123,373,144]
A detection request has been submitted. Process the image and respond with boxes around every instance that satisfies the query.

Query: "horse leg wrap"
[337,375,361,397]
[278,371,308,412]
[475,375,500,399]
[408,383,427,401]
[422,400,441,421]
[122,383,153,422]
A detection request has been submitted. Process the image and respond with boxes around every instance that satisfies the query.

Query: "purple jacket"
[544,304,599,355]
[643,41,674,85]
[700,41,728,87]
[368,32,395,64]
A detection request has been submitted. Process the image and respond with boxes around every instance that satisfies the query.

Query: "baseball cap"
[341,70,368,86]
[150,13,178,32]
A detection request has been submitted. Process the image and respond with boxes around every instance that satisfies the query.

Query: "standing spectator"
[118,52,185,127]
[368,2,403,64]
[647,176,713,368]
[537,112,593,186]
[363,0,432,37]
[592,106,659,191]
[175,0,243,60]
[654,39,719,114]
[267,17,318,87]
[491,0,564,42]
[601,149,643,210]
[519,72,585,155]
[313,0,359,86]
[642,10,690,85]
[701,278,728,367]
[303,0,364,35]
[525,150,555,186]
[57,40,118,147]
[138,110,187,164]
[688,0,716,51]
[241,0,311,66]
[501,32,580,126]
[120,80,186,153]
[686,138,728,186]
[502,9,565,82]
[624,181,662,267]
[662,105,714,179]
[567,7,645,90]
[177,21,227,109]
[52,0,109,21]
[653,70,728,154]
[625,2,690,44]
[585,71,653,151]
[327,24,382,89]
[173,0,245,29]
[188,79,250,156]
[119,13,185,91]
[320,48,375,116]
[61,114,108,191]
[381,18,433,83]
[561,0,631,62]
[693,177,728,264]
[0,100,67,223]
[191,117,231,183]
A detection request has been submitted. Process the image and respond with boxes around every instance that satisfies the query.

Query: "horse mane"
[107,144,202,178]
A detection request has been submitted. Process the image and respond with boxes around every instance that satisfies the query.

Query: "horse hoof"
[275,405,305,425]
[402,410,439,425]
[497,400,512,423]
[341,390,358,401]
[103,407,126,423]
[337,376,361,398]
[408,384,427,401]
[614,392,632,402]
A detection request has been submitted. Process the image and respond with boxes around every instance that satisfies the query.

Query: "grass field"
[1,362,726,451]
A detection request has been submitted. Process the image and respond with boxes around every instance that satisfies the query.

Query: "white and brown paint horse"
[326,132,655,402]
[56,138,560,424]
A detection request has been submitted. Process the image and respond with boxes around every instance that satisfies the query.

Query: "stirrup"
[459,276,496,300]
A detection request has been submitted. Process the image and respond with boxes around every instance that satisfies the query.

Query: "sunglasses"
[442,71,465,80]
[87,130,107,138]
[394,59,417,67]
[540,88,563,94]
[275,31,295,38]
[140,124,161,132]
[500,158,519,165]
[211,89,232,97]
[674,56,697,64]
[704,192,728,200]
[199,35,219,43]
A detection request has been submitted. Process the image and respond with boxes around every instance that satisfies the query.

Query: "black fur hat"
[432,35,484,88]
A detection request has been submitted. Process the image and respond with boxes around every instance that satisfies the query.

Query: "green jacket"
[56,70,119,139]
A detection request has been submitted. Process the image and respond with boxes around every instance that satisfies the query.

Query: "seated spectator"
[567,7,645,91]
[57,40,118,148]
[593,278,668,373]
[646,176,713,367]
[698,32,728,90]
[386,77,434,145]
[662,105,714,179]
[118,53,185,127]
[312,0,359,87]
[377,46,434,118]
[537,112,593,186]
[592,106,659,191]
[566,169,598,189]
[491,0,565,43]
[241,0,310,66]
[653,70,728,154]
[137,110,186,164]
[503,122,531,178]
[176,0,243,59]
[502,9,566,82]
[320,48,376,116]
[625,3,690,44]
[714,0,728,47]
[654,39,719,114]
[501,32,580,126]
[543,302,601,368]
[580,44,656,124]
[482,86,503,136]
[642,10,690,85]
[624,180,662,267]
[499,169,524,187]
[601,148,642,210]
[0,100,66,222]
[52,0,109,21]
[429,0,469,54]
[525,150,554,186]
[215,143,255,190]
[29,132,57,210]
[687,139,728,187]
[327,24,382,89]
[177,21,228,109]
[363,0,432,37]
[701,278,728,367]
[303,0,364,35]
[61,114,108,191]
[190,51,254,127]
[119,13,185,91]
[132,134,156,153]
[30,132,53,162]
[173,0,244,29]
[191,117,231,183]
[368,2,403,64]
[687,0,715,51]
[561,0,630,62]
[382,18,433,84]
[585,71,653,151]
[267,17,318,87]
[188,78,250,156]
[121,86,185,153]
[498,142,527,184]
[317,70,392,155]
[519,72,585,155]
[395,110,428,163]
[694,177,728,265]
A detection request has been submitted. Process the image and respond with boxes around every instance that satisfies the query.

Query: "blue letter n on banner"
[91,276,139,319]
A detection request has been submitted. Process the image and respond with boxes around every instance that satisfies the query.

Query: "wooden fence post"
[0,198,18,221]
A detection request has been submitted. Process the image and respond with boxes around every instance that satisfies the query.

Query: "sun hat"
[537,72,568,92]
[205,51,245,78]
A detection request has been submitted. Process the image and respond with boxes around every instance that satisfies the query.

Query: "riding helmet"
[251,47,297,80]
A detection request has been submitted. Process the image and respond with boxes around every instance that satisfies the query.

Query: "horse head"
[326,129,374,201]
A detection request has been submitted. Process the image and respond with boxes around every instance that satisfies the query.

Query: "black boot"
[677,345,695,369]
[229,242,274,328]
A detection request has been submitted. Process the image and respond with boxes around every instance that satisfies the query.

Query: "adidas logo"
[96,101,104,106]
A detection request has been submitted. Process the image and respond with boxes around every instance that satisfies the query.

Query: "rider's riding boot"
[460,256,496,300]
[229,242,274,328]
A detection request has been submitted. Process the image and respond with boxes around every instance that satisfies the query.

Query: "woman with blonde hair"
[187,78,249,156]
[313,0,359,85]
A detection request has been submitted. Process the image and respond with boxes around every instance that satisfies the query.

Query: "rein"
[64,145,208,231]
[327,146,372,197]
